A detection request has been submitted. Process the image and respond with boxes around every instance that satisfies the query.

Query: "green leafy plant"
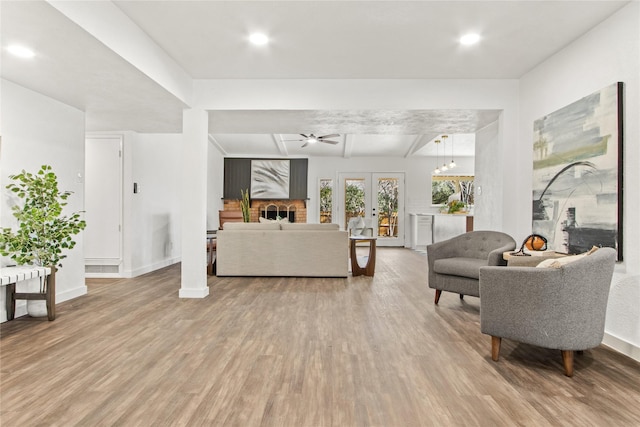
[0,165,86,268]
[240,188,250,222]
[447,200,466,214]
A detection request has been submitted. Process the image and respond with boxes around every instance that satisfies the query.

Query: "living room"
[1,1,639,424]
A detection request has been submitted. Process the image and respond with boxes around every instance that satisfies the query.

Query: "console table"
[1,266,55,321]
[349,236,377,277]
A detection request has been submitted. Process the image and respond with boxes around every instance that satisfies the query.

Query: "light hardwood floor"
[1,248,639,426]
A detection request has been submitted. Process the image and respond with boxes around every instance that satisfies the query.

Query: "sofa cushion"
[280,223,339,231]
[433,257,488,279]
[259,216,289,224]
[223,222,280,230]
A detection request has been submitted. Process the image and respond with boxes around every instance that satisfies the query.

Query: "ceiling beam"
[405,132,441,157]
[343,134,353,158]
[208,134,227,156]
[404,135,426,158]
[47,0,192,106]
[273,134,289,156]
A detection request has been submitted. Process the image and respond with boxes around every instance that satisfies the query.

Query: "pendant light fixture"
[433,139,441,174]
[447,134,456,169]
[441,135,449,172]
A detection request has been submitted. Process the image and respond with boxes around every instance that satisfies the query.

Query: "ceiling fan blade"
[299,134,309,138]
[282,139,304,142]
[321,140,339,145]
[301,142,309,148]
[319,133,340,139]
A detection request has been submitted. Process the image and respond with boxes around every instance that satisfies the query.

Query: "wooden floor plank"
[2,248,639,426]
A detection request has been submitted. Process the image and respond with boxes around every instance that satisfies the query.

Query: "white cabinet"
[409,214,433,249]
[433,214,473,243]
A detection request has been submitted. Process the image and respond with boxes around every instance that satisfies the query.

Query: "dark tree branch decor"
[0,165,86,269]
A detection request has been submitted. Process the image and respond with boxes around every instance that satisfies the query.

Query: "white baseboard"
[179,287,210,298]
[603,333,640,363]
[124,257,181,278]
[57,285,88,303]
[85,272,122,279]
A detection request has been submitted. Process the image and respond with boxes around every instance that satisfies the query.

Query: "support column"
[179,109,209,298]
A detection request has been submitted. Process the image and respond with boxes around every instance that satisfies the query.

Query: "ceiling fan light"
[7,44,35,58]
[307,137,318,144]
[249,32,269,46]
[460,33,480,46]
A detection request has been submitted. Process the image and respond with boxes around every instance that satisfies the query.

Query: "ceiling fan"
[284,133,340,148]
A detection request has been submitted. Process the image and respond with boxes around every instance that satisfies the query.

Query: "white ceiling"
[1,1,630,158]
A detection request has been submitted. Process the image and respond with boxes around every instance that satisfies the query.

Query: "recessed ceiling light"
[7,44,35,58]
[460,33,480,46]
[249,33,269,46]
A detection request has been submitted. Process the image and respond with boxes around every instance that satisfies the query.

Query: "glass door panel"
[344,178,367,228]
[374,173,404,246]
[338,173,404,247]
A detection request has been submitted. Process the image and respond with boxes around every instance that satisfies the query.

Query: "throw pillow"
[259,216,289,223]
[536,258,558,268]
[536,246,600,268]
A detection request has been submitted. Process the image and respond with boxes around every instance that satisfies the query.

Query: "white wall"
[1,79,86,321]
[127,132,182,277]
[474,121,501,231]
[518,2,640,360]
[207,140,225,230]
[87,131,183,278]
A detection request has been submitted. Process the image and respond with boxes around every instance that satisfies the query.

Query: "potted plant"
[0,165,86,316]
[240,188,250,222]
[446,200,467,214]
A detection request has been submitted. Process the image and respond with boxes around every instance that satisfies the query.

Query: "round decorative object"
[525,234,547,251]
[27,300,48,317]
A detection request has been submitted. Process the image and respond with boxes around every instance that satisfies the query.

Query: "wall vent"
[85,265,120,274]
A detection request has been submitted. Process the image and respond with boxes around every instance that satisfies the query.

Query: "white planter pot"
[27,300,48,317]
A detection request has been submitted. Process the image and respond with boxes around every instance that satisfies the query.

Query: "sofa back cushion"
[452,231,515,261]
[223,222,281,231]
[280,223,340,231]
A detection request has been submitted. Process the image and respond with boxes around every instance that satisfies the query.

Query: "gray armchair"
[479,247,616,376]
[427,231,516,304]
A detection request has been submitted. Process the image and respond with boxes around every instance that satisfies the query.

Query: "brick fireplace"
[223,199,307,223]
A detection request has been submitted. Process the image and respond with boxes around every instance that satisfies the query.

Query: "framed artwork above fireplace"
[250,159,290,199]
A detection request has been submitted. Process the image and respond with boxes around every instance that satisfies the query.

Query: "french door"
[337,172,405,247]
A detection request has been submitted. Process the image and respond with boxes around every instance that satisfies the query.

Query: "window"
[319,179,333,223]
[432,175,474,205]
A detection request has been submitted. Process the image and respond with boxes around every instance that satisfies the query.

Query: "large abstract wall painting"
[532,82,623,260]
[250,159,290,199]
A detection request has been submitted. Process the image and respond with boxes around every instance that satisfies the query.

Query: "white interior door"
[84,136,122,273]
[338,172,405,247]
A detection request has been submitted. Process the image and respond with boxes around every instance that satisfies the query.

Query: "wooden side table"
[350,236,377,277]
[503,250,568,267]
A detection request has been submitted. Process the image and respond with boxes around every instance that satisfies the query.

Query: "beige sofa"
[216,222,349,277]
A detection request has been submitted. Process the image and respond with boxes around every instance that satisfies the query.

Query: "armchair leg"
[491,336,501,361]
[459,294,464,300]
[434,290,442,304]
[561,350,574,377]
